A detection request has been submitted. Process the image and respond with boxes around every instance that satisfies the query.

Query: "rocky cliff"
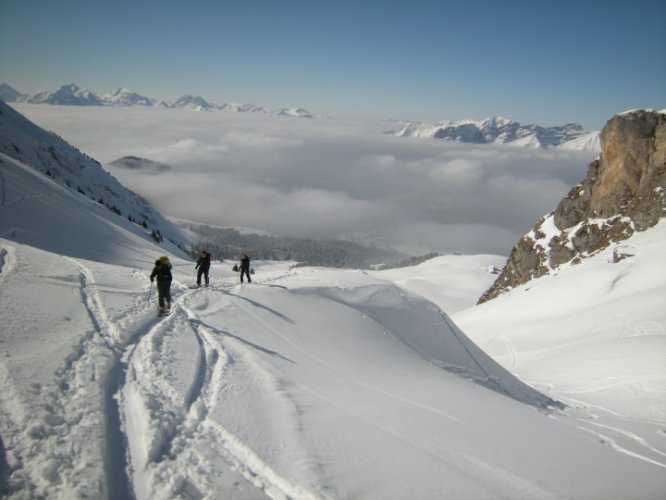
[478,109,666,304]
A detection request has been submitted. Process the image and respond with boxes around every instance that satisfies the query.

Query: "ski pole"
[148,281,153,300]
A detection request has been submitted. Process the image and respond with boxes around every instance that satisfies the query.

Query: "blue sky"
[1,0,664,129]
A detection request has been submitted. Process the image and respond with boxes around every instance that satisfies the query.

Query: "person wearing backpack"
[239,253,252,283]
[195,251,211,287]
[150,255,173,315]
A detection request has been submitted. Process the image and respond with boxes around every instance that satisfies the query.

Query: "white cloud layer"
[14,105,598,255]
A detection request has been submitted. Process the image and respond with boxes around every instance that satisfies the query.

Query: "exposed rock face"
[479,110,666,304]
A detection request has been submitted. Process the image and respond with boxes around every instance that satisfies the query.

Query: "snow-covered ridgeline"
[0,100,187,251]
[0,83,314,118]
[393,116,600,151]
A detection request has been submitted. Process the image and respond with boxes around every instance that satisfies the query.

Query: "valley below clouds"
[13,104,598,256]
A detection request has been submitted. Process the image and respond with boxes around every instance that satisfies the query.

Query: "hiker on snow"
[195,251,211,287]
[150,255,172,315]
[239,253,252,283]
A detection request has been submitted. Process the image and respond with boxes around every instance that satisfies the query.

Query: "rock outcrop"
[478,110,666,304]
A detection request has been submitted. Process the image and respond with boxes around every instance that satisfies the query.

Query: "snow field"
[1,145,665,498]
[2,238,666,498]
[452,221,666,472]
[0,243,134,499]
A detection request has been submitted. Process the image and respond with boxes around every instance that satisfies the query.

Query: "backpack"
[154,256,172,281]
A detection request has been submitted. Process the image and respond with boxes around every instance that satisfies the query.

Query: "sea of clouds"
[14,104,598,256]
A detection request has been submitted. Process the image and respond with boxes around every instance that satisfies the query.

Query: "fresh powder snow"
[1,148,665,498]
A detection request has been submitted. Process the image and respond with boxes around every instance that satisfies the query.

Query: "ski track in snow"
[116,282,323,500]
[63,256,136,500]
[2,245,665,498]
[483,322,666,470]
[0,248,323,500]
[576,424,666,469]
[65,256,124,351]
[498,334,517,370]
[182,289,324,500]
[0,248,121,498]
[228,285,468,427]
[554,396,666,470]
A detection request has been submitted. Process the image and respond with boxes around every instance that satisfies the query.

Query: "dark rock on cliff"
[479,110,666,304]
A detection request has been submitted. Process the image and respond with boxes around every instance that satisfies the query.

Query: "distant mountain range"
[1,82,600,150]
[389,116,600,151]
[0,82,314,118]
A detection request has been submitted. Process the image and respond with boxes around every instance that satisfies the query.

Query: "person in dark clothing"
[239,253,252,283]
[150,256,173,314]
[195,251,211,287]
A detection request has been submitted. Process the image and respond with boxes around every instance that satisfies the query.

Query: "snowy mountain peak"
[394,116,599,151]
[172,94,214,110]
[28,83,103,106]
[474,116,513,129]
[100,87,156,106]
[1,83,315,119]
[277,107,314,118]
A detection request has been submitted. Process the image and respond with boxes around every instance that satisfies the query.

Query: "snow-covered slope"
[381,227,666,420]
[1,129,665,498]
[383,224,666,469]
[556,130,601,151]
[0,152,186,264]
[371,253,505,314]
[453,220,666,424]
[0,100,186,251]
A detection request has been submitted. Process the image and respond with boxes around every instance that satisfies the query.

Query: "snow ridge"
[318,284,560,409]
[1,82,314,118]
[0,100,187,253]
[393,116,600,151]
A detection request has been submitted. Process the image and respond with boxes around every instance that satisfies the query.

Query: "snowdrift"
[316,282,560,409]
